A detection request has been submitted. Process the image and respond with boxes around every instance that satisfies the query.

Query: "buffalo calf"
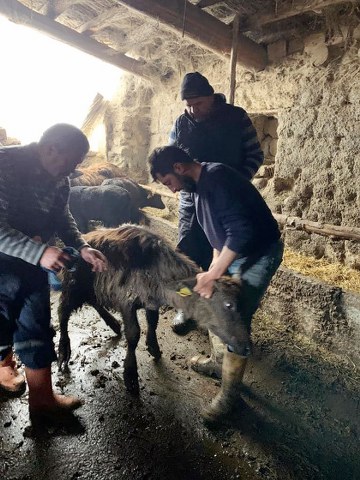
[58,225,250,394]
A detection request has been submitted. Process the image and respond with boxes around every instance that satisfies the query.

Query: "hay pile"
[283,249,360,294]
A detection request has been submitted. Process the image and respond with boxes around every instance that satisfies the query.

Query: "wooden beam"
[0,0,147,78]
[116,0,267,70]
[243,0,357,30]
[274,214,360,241]
[43,0,79,19]
[77,6,123,34]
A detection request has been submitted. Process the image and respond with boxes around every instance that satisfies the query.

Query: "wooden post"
[229,13,240,105]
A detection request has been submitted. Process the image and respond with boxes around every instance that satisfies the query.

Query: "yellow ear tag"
[177,286,193,297]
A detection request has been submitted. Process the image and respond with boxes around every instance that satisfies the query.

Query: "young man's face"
[156,172,196,193]
[40,145,85,178]
[185,95,214,122]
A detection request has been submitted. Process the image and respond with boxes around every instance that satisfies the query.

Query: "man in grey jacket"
[0,123,107,420]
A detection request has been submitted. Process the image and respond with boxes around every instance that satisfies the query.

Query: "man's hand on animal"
[80,246,108,272]
[40,246,71,272]
[194,271,217,298]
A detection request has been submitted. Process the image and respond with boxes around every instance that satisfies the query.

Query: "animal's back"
[70,163,124,186]
[83,225,199,309]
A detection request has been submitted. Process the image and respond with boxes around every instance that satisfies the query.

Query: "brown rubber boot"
[190,355,222,379]
[202,350,248,425]
[0,350,26,397]
[26,366,83,420]
[190,330,224,379]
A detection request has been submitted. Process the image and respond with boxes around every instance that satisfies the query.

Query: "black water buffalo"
[58,225,250,394]
[102,178,165,223]
[69,185,131,233]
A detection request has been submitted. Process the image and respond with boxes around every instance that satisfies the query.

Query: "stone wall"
[107,32,360,267]
[105,74,153,182]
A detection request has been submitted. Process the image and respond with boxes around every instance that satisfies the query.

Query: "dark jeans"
[178,219,213,271]
[0,253,57,369]
[228,239,284,326]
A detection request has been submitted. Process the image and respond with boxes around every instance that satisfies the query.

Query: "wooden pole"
[229,13,240,105]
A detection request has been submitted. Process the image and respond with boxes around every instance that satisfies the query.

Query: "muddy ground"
[0,292,359,480]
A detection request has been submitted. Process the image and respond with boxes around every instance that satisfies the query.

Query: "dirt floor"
[1,292,359,480]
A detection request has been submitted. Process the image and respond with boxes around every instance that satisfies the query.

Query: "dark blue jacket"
[169,94,263,179]
[195,163,280,257]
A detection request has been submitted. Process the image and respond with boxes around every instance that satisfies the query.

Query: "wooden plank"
[116,0,267,70]
[243,0,357,30]
[0,0,147,78]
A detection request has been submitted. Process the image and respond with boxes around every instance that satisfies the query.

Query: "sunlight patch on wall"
[0,15,122,145]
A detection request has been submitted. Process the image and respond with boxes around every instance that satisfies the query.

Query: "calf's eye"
[224,302,233,310]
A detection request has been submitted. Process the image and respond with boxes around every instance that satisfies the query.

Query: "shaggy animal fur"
[58,225,250,394]
[70,162,124,187]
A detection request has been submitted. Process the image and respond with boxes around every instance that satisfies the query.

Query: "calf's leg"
[58,294,85,371]
[122,305,141,395]
[145,309,161,360]
[91,303,122,337]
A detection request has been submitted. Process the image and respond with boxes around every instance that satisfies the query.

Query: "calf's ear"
[167,277,197,296]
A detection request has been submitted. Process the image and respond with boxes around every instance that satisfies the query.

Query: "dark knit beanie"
[180,72,214,100]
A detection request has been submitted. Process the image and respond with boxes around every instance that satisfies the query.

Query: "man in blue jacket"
[148,145,283,424]
[169,72,264,333]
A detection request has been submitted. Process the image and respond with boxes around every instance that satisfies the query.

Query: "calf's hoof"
[58,343,71,371]
[107,319,122,337]
[124,372,140,396]
[146,343,162,360]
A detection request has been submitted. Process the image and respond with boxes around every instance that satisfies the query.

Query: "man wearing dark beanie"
[180,72,214,100]
[169,72,264,339]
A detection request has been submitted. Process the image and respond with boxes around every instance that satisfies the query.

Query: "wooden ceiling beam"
[243,0,357,30]
[0,0,148,78]
[195,0,222,8]
[76,6,123,34]
[116,0,267,70]
[42,0,79,19]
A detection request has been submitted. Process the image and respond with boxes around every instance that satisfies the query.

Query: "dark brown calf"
[58,225,250,394]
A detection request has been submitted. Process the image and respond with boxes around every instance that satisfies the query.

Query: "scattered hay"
[283,249,360,294]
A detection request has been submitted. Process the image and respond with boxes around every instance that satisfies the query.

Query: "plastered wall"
[106,33,360,268]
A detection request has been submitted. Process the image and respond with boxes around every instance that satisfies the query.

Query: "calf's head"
[168,277,252,358]
[146,192,165,210]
